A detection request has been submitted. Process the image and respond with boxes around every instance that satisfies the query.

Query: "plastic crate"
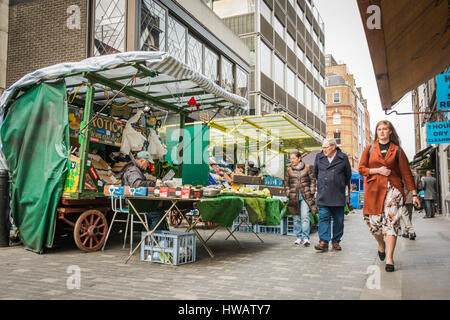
[140,231,196,266]
[231,213,256,233]
[255,218,287,235]
[286,216,295,236]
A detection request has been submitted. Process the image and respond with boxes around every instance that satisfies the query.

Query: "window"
[288,0,295,7]
[236,67,248,98]
[334,132,341,145]
[333,92,340,103]
[140,0,166,52]
[261,97,273,114]
[296,44,304,62]
[314,67,319,81]
[296,3,304,22]
[187,35,202,72]
[286,32,295,52]
[221,57,234,92]
[274,16,284,40]
[286,68,295,97]
[168,16,186,63]
[260,40,272,78]
[94,0,126,56]
[205,46,219,84]
[333,112,341,125]
[305,86,312,110]
[313,94,319,114]
[297,77,304,104]
[274,55,285,89]
[306,58,312,72]
[261,0,272,23]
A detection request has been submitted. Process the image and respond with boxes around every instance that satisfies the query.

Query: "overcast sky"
[314,0,416,160]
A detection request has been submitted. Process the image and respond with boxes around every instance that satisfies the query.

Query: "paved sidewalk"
[1,210,449,300]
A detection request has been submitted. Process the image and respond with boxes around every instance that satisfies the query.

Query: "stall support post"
[78,81,95,194]
[178,112,185,177]
[244,137,249,175]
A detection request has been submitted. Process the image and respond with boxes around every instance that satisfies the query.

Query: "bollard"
[0,170,10,247]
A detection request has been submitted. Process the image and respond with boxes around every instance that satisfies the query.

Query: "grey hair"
[323,138,337,147]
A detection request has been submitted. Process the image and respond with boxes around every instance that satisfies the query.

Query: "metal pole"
[78,82,95,194]
[178,113,185,177]
[245,137,249,175]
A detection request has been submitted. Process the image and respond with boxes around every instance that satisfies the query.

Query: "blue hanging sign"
[426,121,450,144]
[437,73,450,111]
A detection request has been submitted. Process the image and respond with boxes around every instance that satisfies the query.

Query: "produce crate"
[231,212,256,233]
[286,216,295,236]
[255,218,287,235]
[140,231,196,266]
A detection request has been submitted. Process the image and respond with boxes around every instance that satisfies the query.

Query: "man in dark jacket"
[313,138,352,251]
[121,151,167,231]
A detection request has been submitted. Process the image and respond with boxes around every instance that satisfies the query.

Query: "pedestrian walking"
[422,170,438,218]
[359,120,420,272]
[401,169,422,240]
[313,138,352,251]
[284,152,318,247]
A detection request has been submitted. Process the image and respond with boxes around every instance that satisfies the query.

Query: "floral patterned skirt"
[364,183,405,237]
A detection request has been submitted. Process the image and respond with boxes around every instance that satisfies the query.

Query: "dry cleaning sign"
[426,122,450,144]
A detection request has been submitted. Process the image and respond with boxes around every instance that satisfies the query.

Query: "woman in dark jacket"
[284,152,318,247]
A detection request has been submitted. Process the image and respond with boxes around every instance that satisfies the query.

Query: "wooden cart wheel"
[74,210,108,252]
[170,209,183,226]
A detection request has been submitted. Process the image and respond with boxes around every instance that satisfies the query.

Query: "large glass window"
[286,32,295,52]
[274,16,284,40]
[187,35,203,73]
[305,86,312,110]
[94,0,126,56]
[205,46,219,84]
[236,67,248,98]
[297,77,304,104]
[168,16,186,63]
[286,68,295,97]
[260,40,272,78]
[221,57,234,92]
[274,55,285,89]
[261,0,272,24]
[140,0,166,52]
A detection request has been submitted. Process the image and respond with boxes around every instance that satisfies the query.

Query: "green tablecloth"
[197,196,285,227]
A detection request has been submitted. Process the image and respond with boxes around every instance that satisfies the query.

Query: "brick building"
[5,0,250,123]
[325,54,370,168]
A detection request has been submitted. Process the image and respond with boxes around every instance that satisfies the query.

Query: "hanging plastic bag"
[120,110,147,155]
[147,128,167,160]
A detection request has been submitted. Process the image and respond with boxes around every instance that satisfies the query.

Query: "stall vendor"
[247,161,260,176]
[120,151,168,231]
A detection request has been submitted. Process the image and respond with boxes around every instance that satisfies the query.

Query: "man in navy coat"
[313,138,352,251]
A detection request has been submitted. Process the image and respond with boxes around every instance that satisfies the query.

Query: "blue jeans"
[318,206,345,243]
[147,210,169,231]
[293,193,310,240]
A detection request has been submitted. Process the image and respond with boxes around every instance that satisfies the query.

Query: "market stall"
[0,51,247,254]
[350,168,364,209]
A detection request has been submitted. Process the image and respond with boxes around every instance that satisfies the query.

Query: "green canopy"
[0,82,70,253]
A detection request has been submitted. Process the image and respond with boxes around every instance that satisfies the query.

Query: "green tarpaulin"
[197,196,244,227]
[0,82,70,253]
[197,196,284,227]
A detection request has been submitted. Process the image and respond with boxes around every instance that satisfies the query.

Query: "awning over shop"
[357,0,450,110]
[204,113,324,153]
[0,51,248,119]
[410,145,437,168]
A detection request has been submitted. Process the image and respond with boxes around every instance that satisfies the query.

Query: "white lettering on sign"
[366,5,381,30]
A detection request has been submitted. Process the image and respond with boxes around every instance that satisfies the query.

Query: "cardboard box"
[175,187,182,198]
[191,189,203,199]
[124,186,147,196]
[181,188,191,199]
[159,187,168,198]
[103,185,124,196]
[148,187,155,197]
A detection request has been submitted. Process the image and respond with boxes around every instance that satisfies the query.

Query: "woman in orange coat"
[359,120,420,272]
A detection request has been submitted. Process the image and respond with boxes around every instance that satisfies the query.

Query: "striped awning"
[0,51,248,119]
